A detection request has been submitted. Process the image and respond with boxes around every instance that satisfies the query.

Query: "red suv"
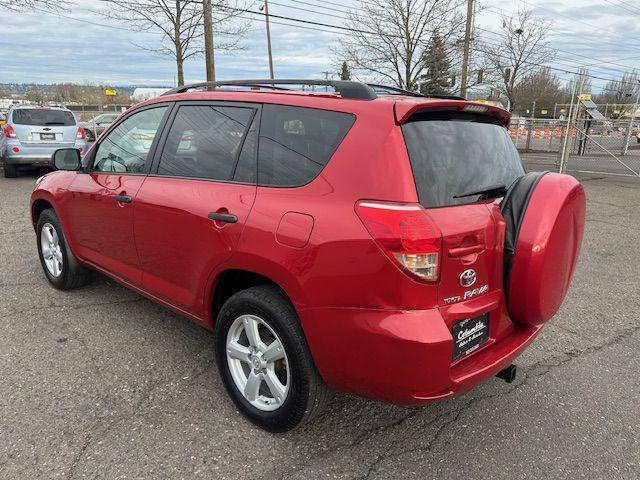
[30,80,586,432]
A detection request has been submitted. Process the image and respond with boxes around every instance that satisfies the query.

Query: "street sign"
[105,89,118,96]
[578,93,592,101]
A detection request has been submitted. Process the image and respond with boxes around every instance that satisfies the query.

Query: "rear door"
[401,111,524,309]
[133,101,259,316]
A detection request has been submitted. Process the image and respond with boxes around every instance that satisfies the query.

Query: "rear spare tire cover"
[501,172,586,326]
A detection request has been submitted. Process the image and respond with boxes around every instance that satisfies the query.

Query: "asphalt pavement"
[1,169,638,479]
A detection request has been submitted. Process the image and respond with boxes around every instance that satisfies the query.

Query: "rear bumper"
[299,300,542,405]
[2,141,86,165]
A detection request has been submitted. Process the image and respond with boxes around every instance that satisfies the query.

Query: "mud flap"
[500,172,586,325]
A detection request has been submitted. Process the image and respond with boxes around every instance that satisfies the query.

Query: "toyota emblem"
[459,269,477,288]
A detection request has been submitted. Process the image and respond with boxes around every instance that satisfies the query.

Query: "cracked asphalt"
[1,169,639,479]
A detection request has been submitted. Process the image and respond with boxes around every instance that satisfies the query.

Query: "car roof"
[138,89,510,126]
[12,105,72,112]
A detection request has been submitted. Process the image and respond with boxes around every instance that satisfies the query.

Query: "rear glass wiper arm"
[453,184,507,199]
[44,122,65,125]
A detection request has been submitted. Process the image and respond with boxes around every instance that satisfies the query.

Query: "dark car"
[30,80,586,432]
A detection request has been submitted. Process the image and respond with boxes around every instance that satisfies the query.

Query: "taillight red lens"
[4,125,17,138]
[76,127,85,140]
[355,201,441,281]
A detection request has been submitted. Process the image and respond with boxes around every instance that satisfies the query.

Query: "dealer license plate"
[452,314,490,362]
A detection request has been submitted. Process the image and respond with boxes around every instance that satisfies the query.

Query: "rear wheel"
[36,208,92,290]
[215,285,330,432]
[85,129,95,142]
[3,164,17,178]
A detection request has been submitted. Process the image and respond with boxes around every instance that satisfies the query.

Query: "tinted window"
[13,109,75,126]
[93,107,167,174]
[258,105,355,186]
[232,113,259,183]
[402,112,524,208]
[158,105,255,181]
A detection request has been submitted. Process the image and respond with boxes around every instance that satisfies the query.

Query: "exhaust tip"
[496,364,517,383]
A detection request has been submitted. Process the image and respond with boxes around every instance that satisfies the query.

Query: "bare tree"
[102,1,246,86]
[0,0,62,9]
[335,0,466,91]
[483,9,554,111]
[600,71,640,116]
[514,67,563,112]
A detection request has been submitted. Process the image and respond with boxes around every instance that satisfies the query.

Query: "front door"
[65,105,170,284]
[134,102,260,316]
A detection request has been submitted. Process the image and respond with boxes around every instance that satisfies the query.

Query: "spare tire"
[500,172,586,326]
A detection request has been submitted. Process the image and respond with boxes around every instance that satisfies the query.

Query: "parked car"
[78,112,119,141]
[29,80,586,432]
[1,106,87,178]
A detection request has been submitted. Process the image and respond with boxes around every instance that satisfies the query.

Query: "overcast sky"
[1,0,638,93]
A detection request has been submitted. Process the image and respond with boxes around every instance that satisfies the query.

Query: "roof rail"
[367,83,465,101]
[161,79,378,100]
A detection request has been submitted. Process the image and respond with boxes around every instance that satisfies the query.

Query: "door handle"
[114,194,132,204]
[448,244,484,257]
[208,212,238,224]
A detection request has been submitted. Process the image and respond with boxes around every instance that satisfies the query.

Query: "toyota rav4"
[30,80,586,432]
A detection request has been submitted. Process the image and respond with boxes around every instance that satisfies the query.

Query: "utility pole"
[459,0,474,98]
[622,83,640,156]
[203,0,215,82]
[264,0,274,79]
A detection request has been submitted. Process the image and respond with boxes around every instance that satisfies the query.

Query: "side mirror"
[52,148,82,171]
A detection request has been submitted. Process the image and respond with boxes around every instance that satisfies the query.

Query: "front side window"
[92,107,167,174]
[258,105,356,187]
[157,105,255,181]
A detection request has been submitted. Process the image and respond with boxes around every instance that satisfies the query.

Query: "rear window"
[258,104,356,187]
[402,112,524,208]
[12,109,76,126]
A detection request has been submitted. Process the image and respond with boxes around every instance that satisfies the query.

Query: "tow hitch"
[496,364,517,383]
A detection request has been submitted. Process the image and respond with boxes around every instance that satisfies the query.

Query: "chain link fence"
[512,117,640,178]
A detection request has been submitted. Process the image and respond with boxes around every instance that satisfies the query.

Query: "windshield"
[13,109,76,126]
[402,112,524,208]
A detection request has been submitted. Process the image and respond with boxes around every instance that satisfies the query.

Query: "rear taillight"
[76,127,85,140]
[355,201,441,282]
[4,125,17,139]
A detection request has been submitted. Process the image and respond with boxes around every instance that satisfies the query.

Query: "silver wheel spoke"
[263,370,286,402]
[43,227,53,243]
[244,371,262,401]
[262,339,285,363]
[244,316,262,349]
[227,341,250,362]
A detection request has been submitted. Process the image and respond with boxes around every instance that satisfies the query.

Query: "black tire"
[36,208,92,290]
[3,164,17,178]
[85,129,95,142]
[215,285,331,432]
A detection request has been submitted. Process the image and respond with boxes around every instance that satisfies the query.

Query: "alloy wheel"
[225,314,290,411]
[40,223,63,278]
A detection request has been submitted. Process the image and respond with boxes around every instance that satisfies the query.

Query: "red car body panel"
[30,89,582,406]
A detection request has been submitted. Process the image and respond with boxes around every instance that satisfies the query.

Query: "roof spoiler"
[394,100,511,127]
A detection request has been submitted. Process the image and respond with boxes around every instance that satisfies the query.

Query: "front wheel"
[36,208,92,290]
[215,285,331,432]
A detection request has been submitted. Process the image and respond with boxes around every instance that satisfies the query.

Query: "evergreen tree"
[340,61,351,81]
[419,34,452,95]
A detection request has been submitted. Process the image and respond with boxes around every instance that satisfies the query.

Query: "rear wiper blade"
[44,122,65,125]
[453,184,507,199]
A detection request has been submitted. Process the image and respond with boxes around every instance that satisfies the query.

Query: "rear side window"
[12,109,75,126]
[258,105,355,187]
[402,112,524,208]
[158,105,255,181]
